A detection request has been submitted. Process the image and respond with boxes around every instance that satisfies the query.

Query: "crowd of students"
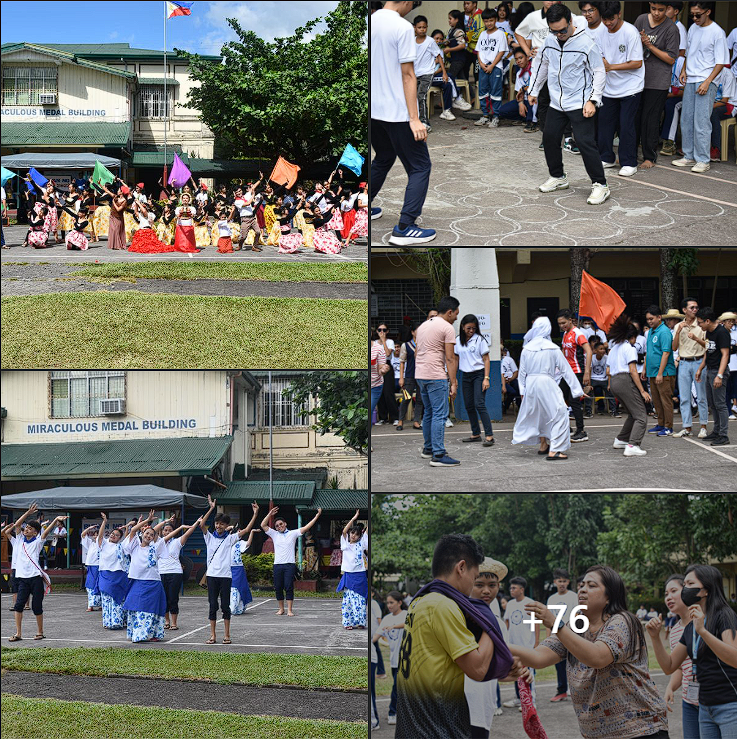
[371,532,737,738]
[371,298,737,465]
[3,498,370,643]
[8,168,369,255]
[370,0,736,242]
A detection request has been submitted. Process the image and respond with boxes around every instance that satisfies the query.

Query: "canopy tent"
[0,485,210,511]
[1,152,121,170]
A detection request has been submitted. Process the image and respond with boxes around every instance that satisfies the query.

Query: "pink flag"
[168,153,192,189]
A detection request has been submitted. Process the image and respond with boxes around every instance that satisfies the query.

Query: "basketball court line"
[167,598,273,643]
[613,178,737,208]
[653,164,737,186]
[682,435,737,463]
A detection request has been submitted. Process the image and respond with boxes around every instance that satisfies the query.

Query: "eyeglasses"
[378,328,388,333]
[581,8,597,15]
[550,24,571,37]
[690,11,706,18]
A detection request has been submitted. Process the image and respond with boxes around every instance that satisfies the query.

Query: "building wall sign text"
[2,108,108,117]
[27,419,198,435]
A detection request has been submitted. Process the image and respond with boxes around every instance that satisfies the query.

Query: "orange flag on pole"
[269,157,301,189]
[579,270,627,332]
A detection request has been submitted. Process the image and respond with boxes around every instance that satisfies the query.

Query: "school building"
[371,247,737,340]
[0,41,254,202]
[0,370,368,577]
[407,1,737,38]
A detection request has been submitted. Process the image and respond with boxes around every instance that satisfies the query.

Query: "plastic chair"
[455,79,474,108]
[427,87,443,118]
[721,117,736,162]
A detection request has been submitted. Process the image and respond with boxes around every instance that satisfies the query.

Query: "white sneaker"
[372,719,380,729]
[673,429,692,437]
[698,427,708,439]
[672,157,696,167]
[374,420,384,426]
[474,116,489,127]
[613,439,629,449]
[602,160,618,169]
[729,414,737,421]
[490,116,500,128]
[494,707,503,716]
[539,175,569,193]
[503,699,521,708]
[691,161,710,173]
[453,96,472,111]
[624,444,647,457]
[439,109,456,121]
[732,405,737,414]
[618,166,638,177]
[387,715,397,725]
[445,418,454,428]
[392,420,399,426]
[587,183,611,205]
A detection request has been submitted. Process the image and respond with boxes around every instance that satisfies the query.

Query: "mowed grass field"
[1,292,366,368]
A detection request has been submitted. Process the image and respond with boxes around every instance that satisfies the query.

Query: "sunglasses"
[690,11,707,18]
[378,328,388,332]
[550,24,571,37]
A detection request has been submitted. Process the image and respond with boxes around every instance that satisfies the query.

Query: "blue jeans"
[273,563,297,602]
[682,82,719,163]
[431,73,459,111]
[598,93,642,168]
[498,99,533,122]
[555,659,567,695]
[478,66,503,117]
[683,700,701,739]
[678,358,708,428]
[661,95,682,139]
[462,369,493,437]
[389,665,399,716]
[371,385,383,422]
[699,702,737,739]
[370,661,379,724]
[417,378,449,458]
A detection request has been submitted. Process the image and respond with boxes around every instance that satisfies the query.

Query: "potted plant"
[295,568,321,592]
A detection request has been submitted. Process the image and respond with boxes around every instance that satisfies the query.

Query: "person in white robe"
[513,317,588,460]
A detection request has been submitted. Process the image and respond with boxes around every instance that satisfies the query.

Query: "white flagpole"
[163,1,168,187]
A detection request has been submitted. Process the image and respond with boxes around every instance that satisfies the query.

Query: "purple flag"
[168,153,192,189]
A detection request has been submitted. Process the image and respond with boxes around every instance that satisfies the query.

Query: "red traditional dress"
[173,205,199,253]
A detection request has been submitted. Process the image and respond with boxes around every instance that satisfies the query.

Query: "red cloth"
[519,679,548,739]
[173,224,199,253]
[217,236,233,253]
[128,228,173,253]
[256,202,266,229]
[579,270,627,333]
[341,209,356,239]
[269,156,301,189]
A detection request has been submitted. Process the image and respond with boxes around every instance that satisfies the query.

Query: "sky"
[0,1,341,55]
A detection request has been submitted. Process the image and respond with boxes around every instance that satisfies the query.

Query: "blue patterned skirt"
[101,593,127,629]
[230,566,253,615]
[123,579,167,643]
[85,565,101,607]
[337,571,368,628]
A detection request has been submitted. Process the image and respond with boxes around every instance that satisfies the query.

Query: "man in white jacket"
[528,3,609,205]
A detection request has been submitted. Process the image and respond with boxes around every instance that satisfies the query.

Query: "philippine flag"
[167,1,193,19]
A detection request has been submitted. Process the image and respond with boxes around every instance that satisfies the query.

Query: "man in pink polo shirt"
[415,296,461,466]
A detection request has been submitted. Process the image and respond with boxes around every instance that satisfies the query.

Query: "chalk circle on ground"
[498,204,568,225]
[657,198,725,218]
[499,231,577,246]
[552,218,623,241]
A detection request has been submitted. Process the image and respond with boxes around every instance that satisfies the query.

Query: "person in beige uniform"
[672,297,709,439]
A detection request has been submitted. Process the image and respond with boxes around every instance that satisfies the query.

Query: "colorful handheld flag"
[1,166,17,187]
[168,153,192,189]
[579,270,627,333]
[269,156,301,189]
[167,1,193,19]
[337,144,365,177]
[25,167,49,192]
[91,160,115,190]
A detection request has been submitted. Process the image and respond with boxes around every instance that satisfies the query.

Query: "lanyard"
[692,618,705,682]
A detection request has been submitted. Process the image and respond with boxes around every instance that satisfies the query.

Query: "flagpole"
[163,1,168,190]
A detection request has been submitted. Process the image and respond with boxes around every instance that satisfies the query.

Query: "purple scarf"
[413,578,514,681]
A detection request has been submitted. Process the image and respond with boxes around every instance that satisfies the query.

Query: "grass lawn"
[1,695,367,739]
[1,292,366,368]
[2,647,367,691]
[66,261,368,284]
[47,582,343,598]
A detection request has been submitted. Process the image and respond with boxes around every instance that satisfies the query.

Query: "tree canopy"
[176,1,367,173]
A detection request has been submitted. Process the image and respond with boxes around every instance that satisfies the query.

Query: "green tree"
[399,248,452,304]
[176,1,367,170]
[668,248,700,302]
[287,371,368,457]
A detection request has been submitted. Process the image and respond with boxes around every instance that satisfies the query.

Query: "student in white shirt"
[546,568,580,702]
[503,576,538,708]
[8,504,66,641]
[673,1,729,172]
[371,1,436,246]
[413,15,447,130]
[96,514,136,631]
[455,314,494,446]
[665,1,688,57]
[81,523,102,611]
[338,509,369,629]
[199,495,260,644]
[597,2,645,178]
[372,590,408,725]
[157,515,202,630]
[475,8,509,128]
[501,346,522,414]
[261,503,323,617]
[225,502,260,617]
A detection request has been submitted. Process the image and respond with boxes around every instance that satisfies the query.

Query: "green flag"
[91,160,115,189]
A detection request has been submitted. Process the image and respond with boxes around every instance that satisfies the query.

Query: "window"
[2,66,58,105]
[259,377,310,428]
[50,371,125,418]
[136,85,171,118]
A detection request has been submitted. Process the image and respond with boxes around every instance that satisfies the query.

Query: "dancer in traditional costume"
[62,204,91,250]
[173,193,199,253]
[97,513,132,630]
[337,510,368,630]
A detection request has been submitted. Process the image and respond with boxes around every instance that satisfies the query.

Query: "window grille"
[2,66,57,105]
[137,85,171,118]
[259,376,310,428]
[50,371,126,418]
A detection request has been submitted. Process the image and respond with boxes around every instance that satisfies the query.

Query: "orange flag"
[579,270,627,332]
[269,156,301,189]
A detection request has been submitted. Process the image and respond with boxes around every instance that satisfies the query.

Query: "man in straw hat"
[717,311,737,421]
[672,298,709,438]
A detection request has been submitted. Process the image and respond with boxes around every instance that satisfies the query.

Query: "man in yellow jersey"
[395,533,529,738]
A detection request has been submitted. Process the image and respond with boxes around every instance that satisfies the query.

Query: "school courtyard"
[370,118,737,247]
[1,591,368,737]
[370,417,737,493]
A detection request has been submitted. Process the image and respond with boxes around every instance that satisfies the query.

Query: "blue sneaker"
[648,425,664,434]
[371,207,383,220]
[388,224,437,246]
[657,428,673,437]
[429,455,461,467]
[421,448,433,459]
